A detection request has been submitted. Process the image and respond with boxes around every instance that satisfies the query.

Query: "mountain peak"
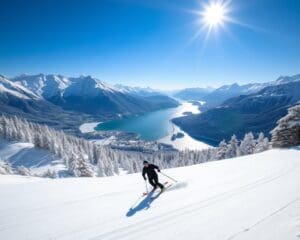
[0,75,38,99]
[217,83,240,91]
[275,74,300,84]
[12,74,71,99]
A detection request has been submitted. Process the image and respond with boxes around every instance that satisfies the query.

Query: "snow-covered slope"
[273,74,300,85]
[173,87,214,101]
[0,139,67,176]
[65,75,117,97]
[12,74,168,99]
[200,74,300,106]
[13,74,70,99]
[0,75,38,99]
[0,148,299,240]
[0,78,88,133]
[114,84,162,97]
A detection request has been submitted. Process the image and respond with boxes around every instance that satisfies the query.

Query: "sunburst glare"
[184,0,236,51]
[202,1,226,27]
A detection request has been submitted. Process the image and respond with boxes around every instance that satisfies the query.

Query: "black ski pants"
[148,174,164,189]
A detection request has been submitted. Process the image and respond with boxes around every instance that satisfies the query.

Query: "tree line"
[0,115,270,178]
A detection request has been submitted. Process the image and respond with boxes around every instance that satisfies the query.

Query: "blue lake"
[94,102,211,150]
[95,107,177,141]
[95,102,203,142]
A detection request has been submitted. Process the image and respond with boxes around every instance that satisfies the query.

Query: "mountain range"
[173,75,300,107]
[0,75,93,133]
[172,87,214,101]
[173,74,300,145]
[0,74,178,133]
[12,74,178,116]
[2,72,300,145]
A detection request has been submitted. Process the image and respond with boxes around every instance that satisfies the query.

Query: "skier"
[142,161,164,191]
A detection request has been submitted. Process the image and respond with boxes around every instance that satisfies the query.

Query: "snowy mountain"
[201,82,271,107]
[13,73,70,100]
[12,74,179,116]
[114,84,162,97]
[173,75,300,145]
[63,75,178,115]
[173,87,214,101]
[0,75,38,99]
[65,75,117,97]
[174,74,300,107]
[273,74,300,85]
[1,147,299,239]
[210,74,300,103]
[0,75,91,132]
[173,83,268,104]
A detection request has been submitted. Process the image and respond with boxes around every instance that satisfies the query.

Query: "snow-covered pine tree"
[271,104,300,147]
[216,140,228,160]
[0,114,272,178]
[240,132,256,155]
[226,134,240,158]
[16,166,31,176]
[42,169,58,178]
[0,159,13,175]
[68,152,80,177]
[0,115,121,177]
[254,132,269,153]
[76,153,94,177]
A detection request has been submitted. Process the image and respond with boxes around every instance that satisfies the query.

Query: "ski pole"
[159,171,178,183]
[145,179,149,193]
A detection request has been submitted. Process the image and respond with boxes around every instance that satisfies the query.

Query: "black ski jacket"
[142,164,160,180]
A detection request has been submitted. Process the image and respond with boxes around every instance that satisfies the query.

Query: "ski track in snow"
[227,199,300,240]
[0,148,300,240]
[88,163,297,240]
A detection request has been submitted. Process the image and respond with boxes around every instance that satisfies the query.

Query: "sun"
[203,2,225,27]
[187,0,262,50]
[187,0,236,47]
[203,2,227,28]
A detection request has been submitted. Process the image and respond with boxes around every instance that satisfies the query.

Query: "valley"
[81,101,211,150]
[173,75,300,145]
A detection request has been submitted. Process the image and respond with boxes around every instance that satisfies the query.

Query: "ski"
[142,181,169,196]
[150,181,173,199]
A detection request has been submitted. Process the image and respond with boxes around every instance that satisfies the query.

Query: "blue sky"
[1,0,300,89]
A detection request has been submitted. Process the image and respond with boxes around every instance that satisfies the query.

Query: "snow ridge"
[0,75,38,99]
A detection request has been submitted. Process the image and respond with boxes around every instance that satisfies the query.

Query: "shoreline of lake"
[82,101,211,150]
[158,101,210,150]
[79,122,102,133]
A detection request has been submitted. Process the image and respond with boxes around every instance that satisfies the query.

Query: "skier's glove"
[158,169,161,172]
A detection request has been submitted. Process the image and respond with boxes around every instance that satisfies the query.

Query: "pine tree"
[240,132,256,155]
[254,132,269,153]
[216,140,228,160]
[43,169,58,178]
[76,153,94,177]
[16,166,31,176]
[0,159,13,174]
[226,134,240,158]
[0,114,272,179]
[271,104,300,147]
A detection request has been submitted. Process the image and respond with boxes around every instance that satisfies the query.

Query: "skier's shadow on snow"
[126,191,160,217]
